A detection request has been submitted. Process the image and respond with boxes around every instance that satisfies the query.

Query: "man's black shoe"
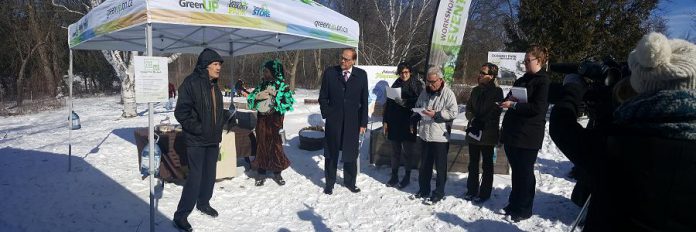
[347,186,361,193]
[510,214,531,223]
[428,195,443,204]
[173,217,193,232]
[323,187,333,195]
[196,205,219,218]
[413,191,429,199]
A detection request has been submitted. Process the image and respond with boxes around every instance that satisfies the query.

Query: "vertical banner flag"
[426,0,473,84]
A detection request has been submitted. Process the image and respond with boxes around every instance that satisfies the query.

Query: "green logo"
[203,0,219,12]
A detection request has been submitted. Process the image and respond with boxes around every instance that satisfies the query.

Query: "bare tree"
[283,51,302,90]
[362,0,435,65]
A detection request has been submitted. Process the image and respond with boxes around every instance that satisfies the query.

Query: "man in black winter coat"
[319,48,369,195]
[172,48,232,232]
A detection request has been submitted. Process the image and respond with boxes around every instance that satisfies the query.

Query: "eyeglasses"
[426,79,441,85]
[523,58,538,64]
[340,56,353,62]
[479,71,489,76]
[401,70,411,74]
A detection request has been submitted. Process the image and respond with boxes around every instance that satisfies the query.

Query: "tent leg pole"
[146,23,155,232]
[68,49,73,172]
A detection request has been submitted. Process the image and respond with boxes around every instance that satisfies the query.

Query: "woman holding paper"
[464,63,504,203]
[498,45,550,222]
[383,62,423,188]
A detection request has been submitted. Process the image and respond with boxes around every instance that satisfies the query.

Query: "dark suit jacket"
[319,65,368,161]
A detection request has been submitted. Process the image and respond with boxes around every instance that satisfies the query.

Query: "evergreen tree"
[505,0,661,65]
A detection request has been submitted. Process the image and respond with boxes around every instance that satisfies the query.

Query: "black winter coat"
[383,77,423,142]
[175,49,232,147]
[550,84,696,231]
[500,70,550,149]
[465,83,504,146]
[319,66,369,161]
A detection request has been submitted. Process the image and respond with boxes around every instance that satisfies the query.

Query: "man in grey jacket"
[412,67,459,204]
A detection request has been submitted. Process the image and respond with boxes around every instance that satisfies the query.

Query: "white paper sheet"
[412,108,432,120]
[386,87,401,100]
[510,87,528,103]
[467,130,482,141]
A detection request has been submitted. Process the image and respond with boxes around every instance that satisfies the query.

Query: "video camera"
[548,56,630,128]
[549,56,627,87]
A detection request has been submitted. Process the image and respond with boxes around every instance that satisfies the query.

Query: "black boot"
[173,217,193,232]
[398,171,410,189]
[272,172,286,186]
[386,169,399,187]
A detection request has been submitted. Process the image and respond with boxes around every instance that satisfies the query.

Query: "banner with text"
[487,52,526,79]
[427,0,473,84]
[357,65,399,106]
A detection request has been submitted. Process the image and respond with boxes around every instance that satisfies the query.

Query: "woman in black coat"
[499,45,550,222]
[383,62,423,188]
[464,63,504,203]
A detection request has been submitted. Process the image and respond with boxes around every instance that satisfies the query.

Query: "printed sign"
[134,56,169,103]
[487,52,526,79]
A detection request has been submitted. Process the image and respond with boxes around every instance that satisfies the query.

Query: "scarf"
[614,89,696,140]
[247,60,295,114]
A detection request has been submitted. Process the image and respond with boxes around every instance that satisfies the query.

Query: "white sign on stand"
[134,56,169,103]
[487,52,526,79]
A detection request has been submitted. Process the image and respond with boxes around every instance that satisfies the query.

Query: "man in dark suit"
[319,48,368,195]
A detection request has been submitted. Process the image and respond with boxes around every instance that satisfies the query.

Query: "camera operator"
[550,32,696,231]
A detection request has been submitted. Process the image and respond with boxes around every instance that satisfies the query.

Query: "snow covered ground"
[0,89,580,231]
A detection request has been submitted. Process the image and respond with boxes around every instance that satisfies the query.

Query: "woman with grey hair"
[411,67,459,204]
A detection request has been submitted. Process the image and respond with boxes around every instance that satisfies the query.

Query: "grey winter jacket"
[414,86,459,143]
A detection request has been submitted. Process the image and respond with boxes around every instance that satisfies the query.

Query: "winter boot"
[386,169,399,187]
[398,171,411,189]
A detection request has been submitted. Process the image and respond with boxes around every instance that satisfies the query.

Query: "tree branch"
[51,0,85,15]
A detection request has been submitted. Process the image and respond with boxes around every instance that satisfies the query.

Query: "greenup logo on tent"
[203,0,219,12]
[106,0,134,19]
[179,0,218,12]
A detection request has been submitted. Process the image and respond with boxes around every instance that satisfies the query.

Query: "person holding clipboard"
[498,45,551,222]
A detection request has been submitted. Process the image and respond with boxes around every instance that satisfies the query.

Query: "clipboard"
[510,87,528,103]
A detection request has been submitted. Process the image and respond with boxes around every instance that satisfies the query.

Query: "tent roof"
[68,0,359,56]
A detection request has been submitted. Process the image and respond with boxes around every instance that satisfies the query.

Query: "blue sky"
[660,0,696,39]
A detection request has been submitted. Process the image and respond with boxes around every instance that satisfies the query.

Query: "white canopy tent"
[69,0,359,54]
[67,1,358,231]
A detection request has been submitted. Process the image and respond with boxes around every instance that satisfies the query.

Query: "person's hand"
[360,127,366,134]
[422,109,436,118]
[394,97,405,106]
[383,123,388,136]
[499,101,515,109]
